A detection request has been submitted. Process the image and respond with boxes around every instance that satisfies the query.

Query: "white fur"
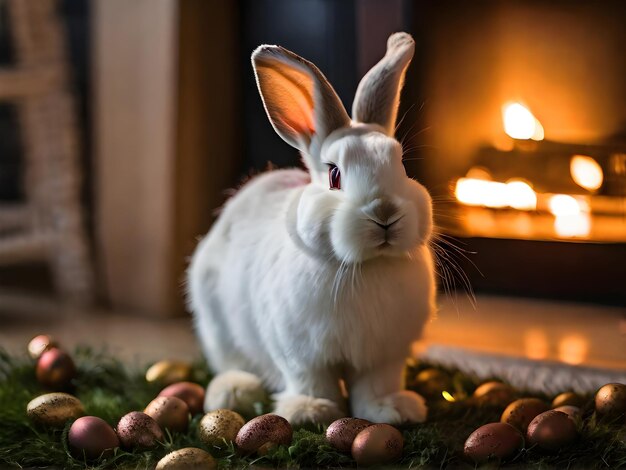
[188,33,434,424]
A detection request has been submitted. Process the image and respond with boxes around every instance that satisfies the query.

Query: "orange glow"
[524,329,549,360]
[548,194,582,216]
[442,391,456,402]
[554,212,591,238]
[503,102,544,140]
[570,155,604,191]
[505,180,537,210]
[558,335,589,365]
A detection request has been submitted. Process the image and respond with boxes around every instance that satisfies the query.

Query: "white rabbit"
[188,32,435,425]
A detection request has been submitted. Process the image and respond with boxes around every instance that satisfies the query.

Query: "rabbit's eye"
[328,164,341,190]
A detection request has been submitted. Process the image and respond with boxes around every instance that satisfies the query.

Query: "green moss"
[0,348,624,469]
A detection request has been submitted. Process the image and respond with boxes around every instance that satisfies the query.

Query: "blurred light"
[505,180,537,210]
[442,391,456,402]
[570,155,603,191]
[503,102,544,140]
[558,335,588,365]
[524,329,549,360]
[466,167,492,180]
[554,212,591,238]
[548,194,581,216]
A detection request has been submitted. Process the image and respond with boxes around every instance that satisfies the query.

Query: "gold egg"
[351,424,404,467]
[28,334,58,359]
[552,392,586,409]
[413,368,452,398]
[27,392,85,427]
[595,383,626,420]
[146,360,192,385]
[473,381,516,407]
[155,447,216,470]
[501,398,550,433]
[145,396,190,433]
[199,409,245,448]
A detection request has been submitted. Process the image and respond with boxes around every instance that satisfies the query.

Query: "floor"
[1,289,624,375]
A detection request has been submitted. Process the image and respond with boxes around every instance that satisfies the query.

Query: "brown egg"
[527,410,578,451]
[158,382,205,415]
[553,405,582,421]
[116,411,164,449]
[36,348,76,390]
[235,413,292,454]
[199,409,246,448]
[325,417,372,453]
[501,398,550,433]
[155,447,217,470]
[463,422,524,463]
[414,368,452,398]
[473,381,516,407]
[595,383,626,420]
[27,392,85,427]
[144,396,189,433]
[552,392,586,408]
[28,334,58,359]
[146,360,192,385]
[68,416,120,459]
[351,424,404,467]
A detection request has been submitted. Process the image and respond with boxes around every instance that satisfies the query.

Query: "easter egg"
[144,396,189,433]
[526,410,578,450]
[351,424,404,467]
[595,383,626,420]
[28,334,58,359]
[155,447,217,470]
[68,416,120,459]
[552,392,585,409]
[199,409,245,448]
[553,405,582,421]
[27,392,84,427]
[116,411,163,449]
[501,398,550,433]
[326,417,372,453]
[235,413,292,454]
[463,422,524,463]
[158,382,205,415]
[36,348,76,390]
[473,381,516,407]
[146,360,192,385]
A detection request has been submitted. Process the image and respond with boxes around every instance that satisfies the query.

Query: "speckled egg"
[501,398,550,433]
[155,447,217,470]
[463,422,524,463]
[553,405,582,421]
[36,348,76,390]
[199,409,246,448]
[68,416,120,459]
[235,413,292,454]
[526,410,578,450]
[144,396,189,433]
[158,381,205,415]
[473,381,516,407]
[595,383,626,420]
[414,368,452,398]
[28,334,58,359]
[325,417,372,453]
[27,392,84,427]
[552,392,585,409]
[351,424,404,467]
[146,360,192,385]
[116,411,164,449]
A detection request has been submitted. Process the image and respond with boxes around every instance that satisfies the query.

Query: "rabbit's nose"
[362,198,400,226]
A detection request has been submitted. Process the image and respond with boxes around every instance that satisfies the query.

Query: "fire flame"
[455,174,536,210]
[502,102,544,140]
[548,194,591,237]
[570,155,603,191]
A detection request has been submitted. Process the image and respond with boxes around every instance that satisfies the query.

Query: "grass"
[0,347,624,469]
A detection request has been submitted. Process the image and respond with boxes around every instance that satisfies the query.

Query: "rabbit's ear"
[252,45,350,167]
[352,32,415,136]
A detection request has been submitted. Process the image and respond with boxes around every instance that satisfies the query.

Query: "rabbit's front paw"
[205,370,267,417]
[357,390,427,424]
[274,394,345,425]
